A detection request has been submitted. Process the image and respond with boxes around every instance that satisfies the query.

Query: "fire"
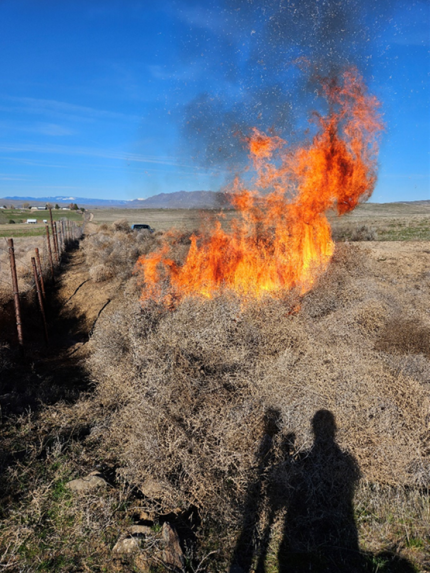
[136,69,382,306]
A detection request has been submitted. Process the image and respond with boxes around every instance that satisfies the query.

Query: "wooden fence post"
[45,225,55,281]
[53,221,60,264]
[35,248,46,299]
[31,257,49,345]
[50,209,59,264]
[7,238,24,354]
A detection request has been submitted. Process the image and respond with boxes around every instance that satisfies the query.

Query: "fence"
[0,209,83,354]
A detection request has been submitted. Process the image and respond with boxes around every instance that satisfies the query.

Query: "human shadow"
[277,409,361,571]
[230,409,417,573]
[277,410,416,573]
[229,407,282,573]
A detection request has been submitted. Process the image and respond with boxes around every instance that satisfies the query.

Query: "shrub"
[112,218,132,233]
[87,243,430,532]
[81,223,162,283]
[350,224,378,241]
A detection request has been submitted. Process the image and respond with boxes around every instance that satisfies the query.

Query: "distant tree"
[8,219,16,224]
[22,202,30,209]
[55,204,60,209]
[73,203,79,210]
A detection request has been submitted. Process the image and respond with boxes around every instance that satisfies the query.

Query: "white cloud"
[0,142,204,170]
[0,96,141,123]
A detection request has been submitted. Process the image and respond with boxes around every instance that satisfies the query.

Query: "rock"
[112,525,152,559]
[66,473,107,493]
[138,510,155,522]
[135,554,152,572]
[162,522,183,569]
[127,525,152,536]
[139,478,166,498]
[112,536,140,554]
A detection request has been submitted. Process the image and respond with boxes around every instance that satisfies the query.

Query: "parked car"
[131,224,154,233]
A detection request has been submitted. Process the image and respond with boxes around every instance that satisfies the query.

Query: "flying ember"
[136,69,382,306]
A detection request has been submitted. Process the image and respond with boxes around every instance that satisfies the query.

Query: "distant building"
[26,219,37,224]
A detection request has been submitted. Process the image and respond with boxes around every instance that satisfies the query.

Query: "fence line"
[1,218,84,353]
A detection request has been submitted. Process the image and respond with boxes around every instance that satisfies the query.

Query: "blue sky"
[0,0,428,203]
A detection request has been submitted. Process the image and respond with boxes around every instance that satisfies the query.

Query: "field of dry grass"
[91,201,430,241]
[0,235,50,305]
[0,214,429,572]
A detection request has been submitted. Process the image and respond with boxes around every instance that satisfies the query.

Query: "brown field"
[0,211,429,572]
[91,206,229,232]
[91,201,430,241]
[0,235,50,303]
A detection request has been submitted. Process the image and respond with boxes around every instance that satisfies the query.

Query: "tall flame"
[136,70,382,305]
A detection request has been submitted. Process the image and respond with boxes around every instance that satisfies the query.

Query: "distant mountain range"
[1,191,233,209]
[2,193,428,210]
[2,195,130,208]
[133,191,232,209]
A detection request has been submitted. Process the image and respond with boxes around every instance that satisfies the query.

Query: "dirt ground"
[366,240,430,282]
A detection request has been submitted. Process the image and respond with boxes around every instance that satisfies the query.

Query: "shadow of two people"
[230,409,416,573]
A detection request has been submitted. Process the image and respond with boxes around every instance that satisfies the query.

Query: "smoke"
[176,0,394,170]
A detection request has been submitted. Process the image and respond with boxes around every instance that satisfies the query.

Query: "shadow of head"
[263,407,282,438]
[312,409,337,441]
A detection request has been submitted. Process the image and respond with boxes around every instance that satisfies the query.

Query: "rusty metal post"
[63,219,67,249]
[31,257,49,345]
[58,223,62,254]
[35,248,46,299]
[59,223,63,254]
[53,222,60,263]
[45,225,55,281]
[8,238,24,353]
[50,209,59,264]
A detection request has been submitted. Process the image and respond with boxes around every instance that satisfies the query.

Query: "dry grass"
[0,235,50,304]
[81,219,162,284]
[1,219,429,572]
[0,410,164,572]
[90,208,235,233]
[83,237,430,569]
[332,223,378,241]
[90,202,430,241]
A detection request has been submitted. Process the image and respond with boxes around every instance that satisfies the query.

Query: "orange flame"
[136,69,382,305]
